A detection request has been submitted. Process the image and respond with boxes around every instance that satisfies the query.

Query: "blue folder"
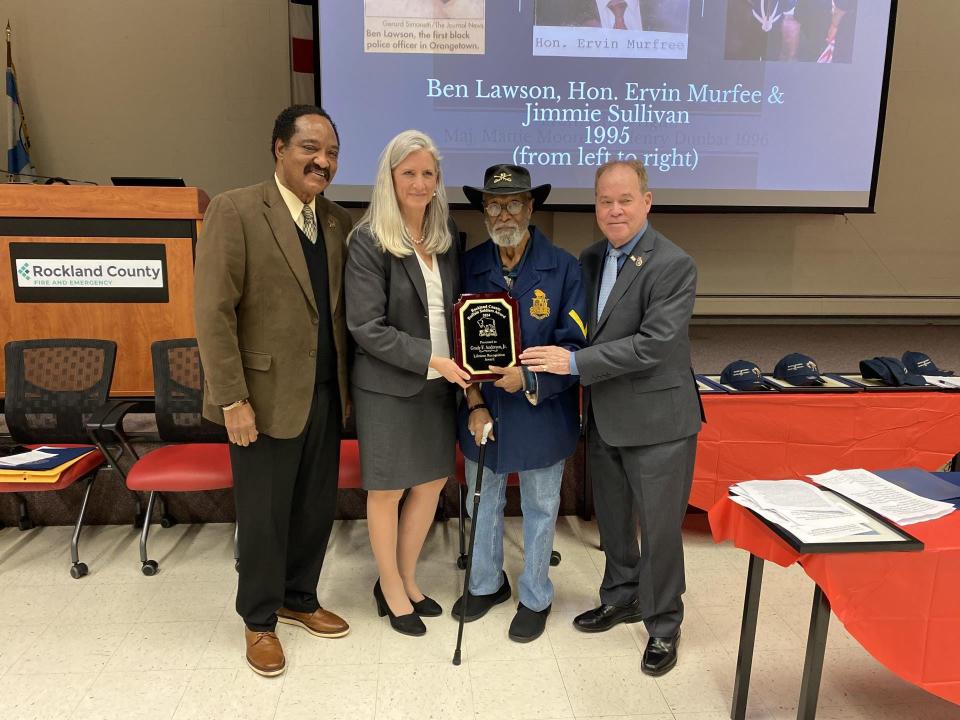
[876,467,960,504]
[0,446,97,472]
[932,473,960,509]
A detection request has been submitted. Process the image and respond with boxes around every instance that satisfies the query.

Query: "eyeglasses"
[484,199,528,217]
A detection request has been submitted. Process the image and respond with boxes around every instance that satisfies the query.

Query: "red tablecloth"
[692,392,960,510]
[709,496,960,706]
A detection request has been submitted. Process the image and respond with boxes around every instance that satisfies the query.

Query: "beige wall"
[4,1,958,315]
[3,0,290,197]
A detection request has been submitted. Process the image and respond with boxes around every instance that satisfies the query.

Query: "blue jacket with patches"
[458,227,587,472]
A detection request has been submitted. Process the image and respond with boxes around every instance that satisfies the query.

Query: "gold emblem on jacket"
[530,289,550,320]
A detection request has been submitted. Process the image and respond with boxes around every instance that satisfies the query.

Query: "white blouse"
[414,251,449,380]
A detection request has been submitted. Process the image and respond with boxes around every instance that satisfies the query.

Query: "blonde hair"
[353,129,451,258]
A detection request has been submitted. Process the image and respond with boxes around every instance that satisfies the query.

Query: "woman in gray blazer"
[345,130,469,636]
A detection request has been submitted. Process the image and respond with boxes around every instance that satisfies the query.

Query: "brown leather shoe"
[277,607,350,638]
[244,628,285,677]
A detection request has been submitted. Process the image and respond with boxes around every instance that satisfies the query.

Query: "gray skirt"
[352,378,457,490]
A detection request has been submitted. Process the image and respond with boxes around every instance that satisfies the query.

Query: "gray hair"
[595,159,650,194]
[353,129,451,258]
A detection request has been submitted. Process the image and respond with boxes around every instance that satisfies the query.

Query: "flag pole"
[5,22,11,182]
[6,23,30,149]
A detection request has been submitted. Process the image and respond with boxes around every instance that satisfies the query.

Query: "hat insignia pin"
[492,172,512,184]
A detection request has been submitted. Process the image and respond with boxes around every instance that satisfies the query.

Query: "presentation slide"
[318,0,893,209]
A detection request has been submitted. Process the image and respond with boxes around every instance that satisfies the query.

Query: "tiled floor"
[0,515,957,720]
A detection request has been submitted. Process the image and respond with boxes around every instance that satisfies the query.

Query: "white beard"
[488,223,526,248]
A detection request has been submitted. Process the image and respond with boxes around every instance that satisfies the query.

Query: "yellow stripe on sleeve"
[568,309,587,338]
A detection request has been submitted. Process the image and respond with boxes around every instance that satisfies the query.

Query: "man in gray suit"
[521,159,700,676]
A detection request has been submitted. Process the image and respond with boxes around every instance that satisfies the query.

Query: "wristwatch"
[521,367,539,406]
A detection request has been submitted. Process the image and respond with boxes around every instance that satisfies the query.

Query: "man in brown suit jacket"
[194,105,353,677]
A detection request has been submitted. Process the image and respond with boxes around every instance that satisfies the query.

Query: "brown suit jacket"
[194,179,352,439]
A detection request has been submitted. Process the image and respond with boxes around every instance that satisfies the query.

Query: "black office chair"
[2,339,120,578]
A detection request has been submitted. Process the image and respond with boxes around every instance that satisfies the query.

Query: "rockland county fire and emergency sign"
[10,242,169,303]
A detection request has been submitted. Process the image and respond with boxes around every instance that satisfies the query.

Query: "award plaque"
[453,292,521,382]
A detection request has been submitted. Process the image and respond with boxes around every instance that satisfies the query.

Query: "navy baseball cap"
[720,360,767,390]
[773,353,825,386]
[860,357,928,387]
[902,351,954,377]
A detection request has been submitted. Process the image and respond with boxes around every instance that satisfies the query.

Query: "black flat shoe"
[374,580,426,637]
[642,630,680,676]
[508,602,551,643]
[451,571,511,622]
[572,598,643,633]
[409,594,442,617]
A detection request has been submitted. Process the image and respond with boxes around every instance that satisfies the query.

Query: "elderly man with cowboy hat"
[451,164,587,642]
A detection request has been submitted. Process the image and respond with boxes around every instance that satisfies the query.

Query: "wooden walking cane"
[453,421,493,666]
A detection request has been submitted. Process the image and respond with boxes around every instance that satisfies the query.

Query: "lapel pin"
[327,217,337,230]
[629,255,644,268]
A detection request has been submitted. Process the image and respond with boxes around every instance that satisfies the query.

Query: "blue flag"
[5,23,34,179]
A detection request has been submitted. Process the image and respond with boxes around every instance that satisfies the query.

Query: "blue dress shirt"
[569,221,647,375]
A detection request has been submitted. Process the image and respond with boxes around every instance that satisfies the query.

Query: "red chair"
[338,439,363,489]
[2,339,118,578]
[91,339,234,576]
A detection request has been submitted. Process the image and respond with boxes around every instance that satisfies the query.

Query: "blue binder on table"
[876,467,960,508]
[932,473,960,509]
[0,446,96,472]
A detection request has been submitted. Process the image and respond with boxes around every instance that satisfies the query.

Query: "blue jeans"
[464,458,565,612]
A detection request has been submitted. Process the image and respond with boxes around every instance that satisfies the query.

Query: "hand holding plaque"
[453,293,521,382]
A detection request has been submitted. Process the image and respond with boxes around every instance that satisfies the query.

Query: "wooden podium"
[0,185,208,397]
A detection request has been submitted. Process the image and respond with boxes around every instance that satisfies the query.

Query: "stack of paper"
[0,449,58,466]
[729,479,877,542]
[809,469,955,525]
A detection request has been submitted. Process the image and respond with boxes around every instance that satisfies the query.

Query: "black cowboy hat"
[463,164,551,211]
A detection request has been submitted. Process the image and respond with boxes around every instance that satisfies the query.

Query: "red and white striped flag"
[289,0,316,104]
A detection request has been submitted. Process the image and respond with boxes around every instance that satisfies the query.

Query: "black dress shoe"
[451,572,511,622]
[409,594,442,617]
[572,598,643,633]
[374,580,426,637]
[642,630,680,676]
[508,603,551,643]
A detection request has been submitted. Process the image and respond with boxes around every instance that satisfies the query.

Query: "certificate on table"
[763,374,860,393]
[732,487,924,554]
[695,375,725,393]
[701,374,777,394]
[828,373,934,392]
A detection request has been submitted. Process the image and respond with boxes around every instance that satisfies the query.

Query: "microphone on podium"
[3,170,99,185]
